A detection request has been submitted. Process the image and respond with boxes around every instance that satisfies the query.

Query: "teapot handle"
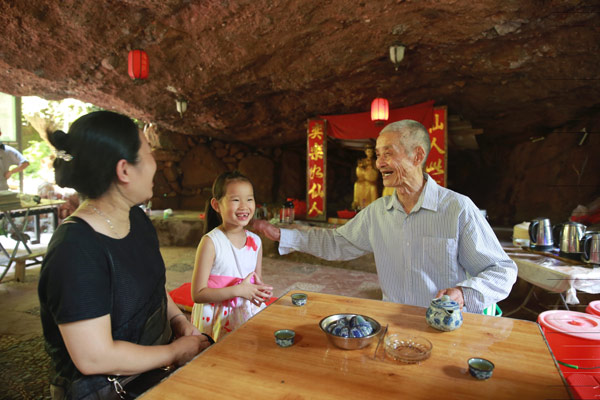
[529,220,539,244]
[552,223,563,247]
[582,233,592,262]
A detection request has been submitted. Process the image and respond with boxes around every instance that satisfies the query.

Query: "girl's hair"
[47,110,141,199]
[204,170,253,234]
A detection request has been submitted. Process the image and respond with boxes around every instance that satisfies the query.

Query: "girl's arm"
[58,314,210,376]
[191,236,272,304]
[254,244,263,281]
[252,245,273,304]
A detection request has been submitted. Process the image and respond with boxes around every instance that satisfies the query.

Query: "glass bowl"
[384,334,432,363]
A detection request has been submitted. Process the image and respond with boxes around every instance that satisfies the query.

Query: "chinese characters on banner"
[306,119,327,221]
[425,106,447,187]
[306,106,446,220]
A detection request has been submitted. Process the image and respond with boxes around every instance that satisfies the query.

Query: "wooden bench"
[14,250,46,282]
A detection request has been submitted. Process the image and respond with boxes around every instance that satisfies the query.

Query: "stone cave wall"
[146,125,363,217]
[449,111,600,228]
[148,110,600,230]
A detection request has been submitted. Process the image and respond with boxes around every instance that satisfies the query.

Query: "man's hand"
[435,287,464,309]
[4,171,12,179]
[252,219,281,241]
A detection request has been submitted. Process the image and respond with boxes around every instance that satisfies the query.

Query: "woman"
[38,111,211,399]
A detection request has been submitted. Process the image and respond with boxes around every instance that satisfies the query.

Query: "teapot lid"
[431,295,460,310]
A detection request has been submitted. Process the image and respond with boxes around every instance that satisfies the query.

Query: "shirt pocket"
[420,237,458,284]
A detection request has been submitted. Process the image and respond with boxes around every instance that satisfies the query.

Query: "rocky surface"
[0,1,599,222]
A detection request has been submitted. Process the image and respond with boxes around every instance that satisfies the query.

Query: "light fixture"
[127,50,149,80]
[389,43,405,71]
[176,99,188,118]
[371,98,389,125]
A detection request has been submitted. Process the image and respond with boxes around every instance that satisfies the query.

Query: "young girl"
[191,171,273,341]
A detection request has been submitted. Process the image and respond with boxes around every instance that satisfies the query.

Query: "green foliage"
[21,97,102,131]
[23,140,53,180]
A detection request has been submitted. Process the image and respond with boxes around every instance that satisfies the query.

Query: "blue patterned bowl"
[291,293,308,306]
[274,329,295,347]
[468,358,495,380]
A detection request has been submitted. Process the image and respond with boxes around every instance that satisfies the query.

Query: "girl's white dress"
[191,228,265,341]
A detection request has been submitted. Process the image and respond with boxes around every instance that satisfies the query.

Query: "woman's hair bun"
[48,129,69,152]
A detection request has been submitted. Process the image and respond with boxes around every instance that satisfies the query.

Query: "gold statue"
[352,147,379,210]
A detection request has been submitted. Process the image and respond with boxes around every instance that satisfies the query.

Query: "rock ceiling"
[0,0,598,148]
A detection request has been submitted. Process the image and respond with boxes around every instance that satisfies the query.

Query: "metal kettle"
[529,218,554,250]
[582,231,600,265]
[552,221,587,259]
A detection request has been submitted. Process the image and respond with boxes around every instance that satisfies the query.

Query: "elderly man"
[0,127,29,190]
[253,120,517,313]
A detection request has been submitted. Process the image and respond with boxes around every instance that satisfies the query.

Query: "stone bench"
[149,210,205,247]
[15,250,46,282]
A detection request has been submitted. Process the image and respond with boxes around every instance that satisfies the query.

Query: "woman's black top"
[38,206,167,398]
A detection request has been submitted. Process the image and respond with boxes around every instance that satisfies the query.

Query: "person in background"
[38,111,211,399]
[0,127,29,190]
[191,171,273,342]
[253,119,517,313]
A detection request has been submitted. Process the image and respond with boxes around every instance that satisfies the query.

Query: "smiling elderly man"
[253,119,517,313]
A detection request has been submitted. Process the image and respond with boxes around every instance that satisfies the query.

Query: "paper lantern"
[128,50,149,80]
[371,98,389,125]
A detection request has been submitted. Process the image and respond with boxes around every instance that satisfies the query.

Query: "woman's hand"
[237,272,273,306]
[170,334,212,367]
[170,314,202,338]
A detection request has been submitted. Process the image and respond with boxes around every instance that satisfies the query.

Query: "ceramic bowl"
[274,329,295,347]
[319,313,381,350]
[468,358,495,380]
[384,334,432,363]
[291,293,308,306]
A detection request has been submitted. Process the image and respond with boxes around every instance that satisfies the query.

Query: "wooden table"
[143,291,571,399]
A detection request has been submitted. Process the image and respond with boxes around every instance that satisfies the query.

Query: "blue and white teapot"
[426,295,463,332]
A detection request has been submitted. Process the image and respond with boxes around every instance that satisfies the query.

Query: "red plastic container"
[586,300,600,317]
[537,310,600,377]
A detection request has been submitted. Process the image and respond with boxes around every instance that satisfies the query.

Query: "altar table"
[143,291,570,399]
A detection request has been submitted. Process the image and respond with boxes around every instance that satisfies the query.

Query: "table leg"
[31,214,41,244]
[4,213,32,254]
[52,207,59,229]
[503,283,538,317]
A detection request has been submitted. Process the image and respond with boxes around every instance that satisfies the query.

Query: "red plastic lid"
[538,310,600,341]
[587,301,600,317]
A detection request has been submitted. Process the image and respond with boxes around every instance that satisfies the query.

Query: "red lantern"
[371,97,389,125]
[128,50,149,80]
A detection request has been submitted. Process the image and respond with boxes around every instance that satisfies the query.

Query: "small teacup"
[291,293,307,306]
[274,329,295,347]
[468,358,495,380]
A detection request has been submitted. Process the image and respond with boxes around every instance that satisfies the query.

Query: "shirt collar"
[384,174,439,213]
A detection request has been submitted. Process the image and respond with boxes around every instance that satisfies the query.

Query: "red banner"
[426,106,447,187]
[306,119,327,221]
[320,100,435,140]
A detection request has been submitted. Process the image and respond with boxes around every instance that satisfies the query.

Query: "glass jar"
[281,199,295,224]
